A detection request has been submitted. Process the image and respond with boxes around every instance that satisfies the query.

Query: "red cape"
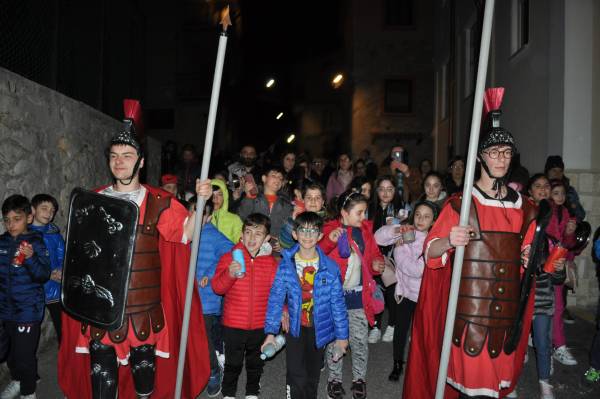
[58,185,210,398]
[402,259,534,399]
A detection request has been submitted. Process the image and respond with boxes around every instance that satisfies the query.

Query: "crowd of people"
[1,102,600,399]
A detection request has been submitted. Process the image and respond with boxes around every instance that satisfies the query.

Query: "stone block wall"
[0,67,159,383]
[565,169,600,308]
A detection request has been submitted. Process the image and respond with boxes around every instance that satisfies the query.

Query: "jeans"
[533,314,553,380]
[552,284,566,348]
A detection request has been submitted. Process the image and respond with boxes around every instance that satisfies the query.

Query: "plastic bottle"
[260,334,286,360]
[232,248,246,278]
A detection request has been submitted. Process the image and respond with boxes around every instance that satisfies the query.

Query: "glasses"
[377,187,395,193]
[482,148,513,159]
[296,227,321,237]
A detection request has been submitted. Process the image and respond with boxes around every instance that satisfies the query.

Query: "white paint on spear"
[434,1,496,398]
[174,6,231,399]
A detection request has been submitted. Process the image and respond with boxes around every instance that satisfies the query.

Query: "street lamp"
[332,73,344,89]
[286,133,296,144]
[276,112,284,120]
[265,78,275,88]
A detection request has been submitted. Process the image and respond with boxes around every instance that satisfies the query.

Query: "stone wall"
[0,67,159,383]
[565,169,600,308]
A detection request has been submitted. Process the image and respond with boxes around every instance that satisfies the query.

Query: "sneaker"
[584,367,600,383]
[206,367,222,397]
[553,345,578,366]
[223,397,235,399]
[563,309,575,324]
[368,328,381,344]
[382,326,395,343]
[0,380,20,399]
[327,380,345,399]
[19,395,36,399]
[350,379,367,399]
[539,379,554,399]
[245,396,258,399]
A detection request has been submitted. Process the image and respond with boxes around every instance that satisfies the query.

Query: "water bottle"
[232,249,246,278]
[260,334,286,360]
[331,344,344,362]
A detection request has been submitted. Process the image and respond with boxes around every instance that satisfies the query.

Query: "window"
[385,0,414,27]
[511,0,530,54]
[384,79,413,114]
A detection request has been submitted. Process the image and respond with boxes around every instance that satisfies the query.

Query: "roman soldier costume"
[403,88,538,398]
[58,100,210,398]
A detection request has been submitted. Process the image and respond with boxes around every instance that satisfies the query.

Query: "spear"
[175,7,231,399]
[434,1,496,398]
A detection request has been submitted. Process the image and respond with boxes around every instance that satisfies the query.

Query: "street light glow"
[286,133,296,144]
[276,112,284,120]
[265,78,275,88]
[333,74,344,84]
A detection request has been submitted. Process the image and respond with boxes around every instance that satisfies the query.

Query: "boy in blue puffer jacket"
[0,195,51,399]
[263,212,348,399]
[188,198,234,397]
[29,194,64,346]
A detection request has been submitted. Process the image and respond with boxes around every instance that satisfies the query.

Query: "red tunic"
[58,185,210,398]
[403,188,536,399]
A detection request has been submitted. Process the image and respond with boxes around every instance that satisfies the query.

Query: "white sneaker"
[368,327,381,344]
[245,396,258,399]
[0,380,20,399]
[553,345,578,365]
[223,397,235,399]
[20,394,36,399]
[539,379,555,399]
[382,326,395,342]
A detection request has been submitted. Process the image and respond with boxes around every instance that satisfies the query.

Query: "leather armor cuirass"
[450,196,536,358]
[85,192,170,343]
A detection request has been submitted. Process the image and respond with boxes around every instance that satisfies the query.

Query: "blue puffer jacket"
[265,244,349,348]
[29,223,64,303]
[195,223,234,315]
[0,231,51,322]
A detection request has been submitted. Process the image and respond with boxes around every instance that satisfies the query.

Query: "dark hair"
[293,211,323,231]
[410,200,440,226]
[2,194,32,216]
[263,166,285,178]
[549,178,566,191]
[448,155,465,169]
[31,193,59,213]
[301,182,325,199]
[349,176,372,194]
[186,195,213,216]
[336,189,368,216]
[243,213,271,234]
[526,173,549,193]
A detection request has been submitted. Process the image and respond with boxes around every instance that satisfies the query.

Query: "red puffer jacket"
[212,242,278,330]
[320,219,384,326]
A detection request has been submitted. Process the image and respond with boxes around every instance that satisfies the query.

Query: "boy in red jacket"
[212,213,279,399]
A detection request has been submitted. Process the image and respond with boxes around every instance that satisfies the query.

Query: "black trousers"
[285,326,324,399]
[4,321,41,395]
[204,315,220,372]
[46,302,62,345]
[393,297,416,362]
[222,326,265,397]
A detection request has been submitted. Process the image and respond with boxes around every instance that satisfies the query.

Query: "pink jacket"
[374,226,427,303]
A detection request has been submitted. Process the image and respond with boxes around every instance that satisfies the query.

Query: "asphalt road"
[18,308,600,398]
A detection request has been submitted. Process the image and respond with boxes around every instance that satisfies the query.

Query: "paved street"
[8,308,600,398]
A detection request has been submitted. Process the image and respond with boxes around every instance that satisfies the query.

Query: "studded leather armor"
[450,197,536,358]
[85,192,170,343]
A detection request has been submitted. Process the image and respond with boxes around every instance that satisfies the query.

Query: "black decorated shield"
[61,188,139,330]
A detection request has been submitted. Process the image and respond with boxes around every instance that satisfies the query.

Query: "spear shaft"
[174,9,230,399]
[434,1,496,398]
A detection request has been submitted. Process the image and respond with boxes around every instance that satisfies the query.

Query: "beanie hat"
[544,156,564,174]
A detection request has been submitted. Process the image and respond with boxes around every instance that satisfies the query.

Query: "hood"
[29,222,60,234]
[211,178,230,215]
[281,243,327,267]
